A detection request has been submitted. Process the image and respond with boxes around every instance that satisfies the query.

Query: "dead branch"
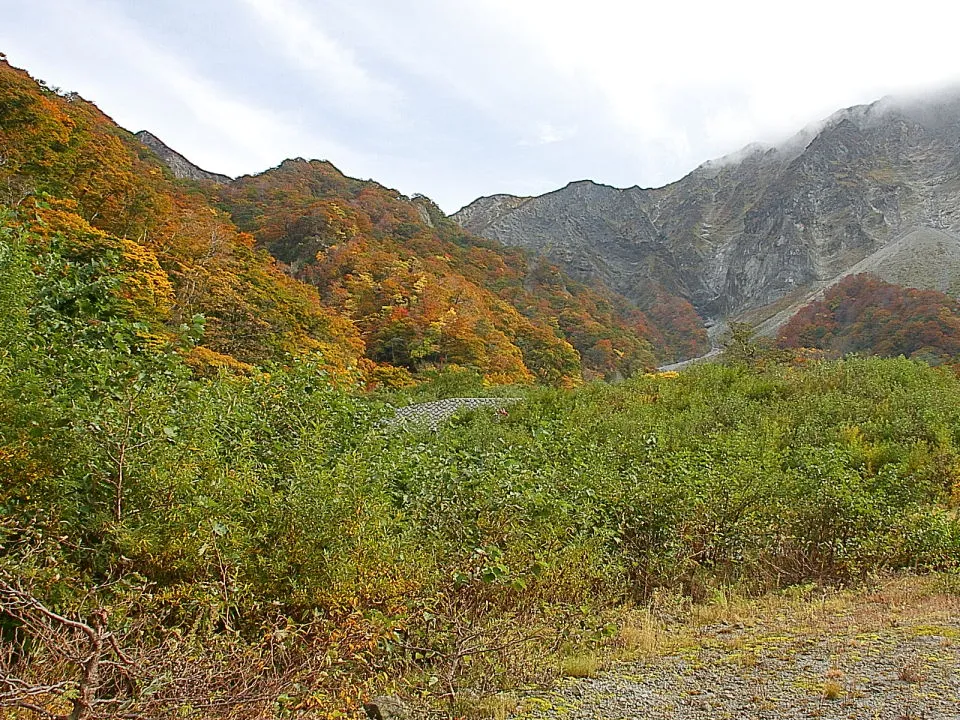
[0,579,122,720]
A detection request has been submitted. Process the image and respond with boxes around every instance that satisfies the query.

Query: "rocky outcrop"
[452,193,532,232]
[454,91,960,325]
[135,130,231,184]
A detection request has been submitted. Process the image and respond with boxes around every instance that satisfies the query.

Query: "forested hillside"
[4,257,960,717]
[778,274,960,362]
[213,158,708,379]
[0,58,365,379]
[213,159,705,384]
[0,58,706,389]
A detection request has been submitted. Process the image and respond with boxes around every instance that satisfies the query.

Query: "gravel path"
[515,580,960,720]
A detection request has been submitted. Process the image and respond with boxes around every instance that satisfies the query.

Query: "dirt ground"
[512,575,960,720]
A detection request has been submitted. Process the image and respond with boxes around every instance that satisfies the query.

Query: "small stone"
[363,695,409,720]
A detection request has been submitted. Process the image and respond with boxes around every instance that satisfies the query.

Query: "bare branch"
[0,581,98,644]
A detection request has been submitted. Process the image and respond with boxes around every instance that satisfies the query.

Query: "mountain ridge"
[454,89,960,329]
[0,55,712,385]
[208,156,708,380]
[134,130,232,184]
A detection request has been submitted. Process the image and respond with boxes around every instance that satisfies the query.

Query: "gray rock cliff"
[454,91,960,325]
[135,130,232,184]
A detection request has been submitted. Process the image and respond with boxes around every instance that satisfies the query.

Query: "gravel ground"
[514,580,960,720]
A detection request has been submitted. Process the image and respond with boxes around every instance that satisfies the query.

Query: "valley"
[1,51,960,720]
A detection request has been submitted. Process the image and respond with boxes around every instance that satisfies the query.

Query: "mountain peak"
[454,88,960,326]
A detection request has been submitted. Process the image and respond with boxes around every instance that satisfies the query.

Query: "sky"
[3,0,960,213]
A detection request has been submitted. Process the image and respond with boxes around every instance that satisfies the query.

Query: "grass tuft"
[822,679,843,700]
[560,654,601,678]
[617,612,664,660]
[454,694,520,720]
[898,661,924,684]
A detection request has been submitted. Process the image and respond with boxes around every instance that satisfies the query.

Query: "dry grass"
[455,693,520,720]
[683,574,959,643]
[457,575,958,719]
[616,611,666,660]
[898,659,925,684]
[444,574,960,720]
[560,654,601,678]
[737,650,759,668]
[822,679,843,700]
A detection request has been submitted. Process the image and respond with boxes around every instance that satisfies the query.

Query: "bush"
[4,213,960,716]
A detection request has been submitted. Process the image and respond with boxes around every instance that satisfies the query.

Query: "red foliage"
[778,274,960,362]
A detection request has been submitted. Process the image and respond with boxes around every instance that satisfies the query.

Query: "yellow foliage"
[364,362,417,390]
[1,59,367,373]
[117,238,175,318]
[183,345,256,376]
[27,203,175,324]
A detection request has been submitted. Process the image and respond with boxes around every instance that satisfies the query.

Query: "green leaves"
[5,212,960,720]
[364,357,960,609]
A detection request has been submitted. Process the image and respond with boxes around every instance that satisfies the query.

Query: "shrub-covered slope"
[0,58,364,378]
[4,241,960,715]
[4,55,959,720]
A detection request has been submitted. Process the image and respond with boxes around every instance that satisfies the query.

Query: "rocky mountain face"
[454,92,960,326]
[135,130,231,184]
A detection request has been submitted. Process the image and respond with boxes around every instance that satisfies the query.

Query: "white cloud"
[237,0,403,120]
[313,2,560,131]
[518,123,578,147]
[0,0,368,177]
[5,0,960,210]
[109,36,301,168]
[476,0,960,172]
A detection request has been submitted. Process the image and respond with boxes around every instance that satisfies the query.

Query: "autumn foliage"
[5,55,960,720]
[0,57,707,386]
[777,273,960,362]
[216,159,706,384]
[0,59,363,379]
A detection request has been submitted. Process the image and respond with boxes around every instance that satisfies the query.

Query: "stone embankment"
[384,397,521,431]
